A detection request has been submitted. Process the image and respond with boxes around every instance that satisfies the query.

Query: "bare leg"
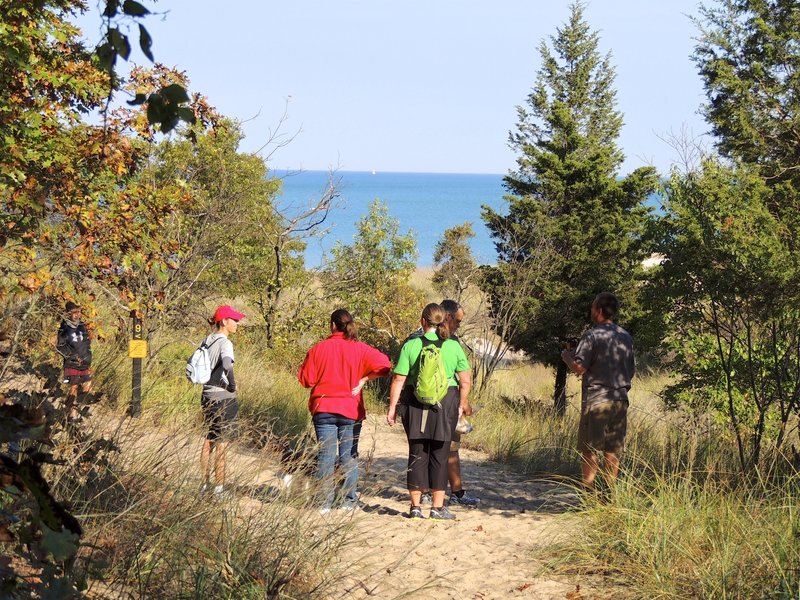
[409,489,422,506]
[431,489,446,508]
[214,440,227,486]
[602,451,620,484]
[66,384,79,420]
[447,451,462,492]
[581,449,599,490]
[201,439,214,483]
[77,380,92,417]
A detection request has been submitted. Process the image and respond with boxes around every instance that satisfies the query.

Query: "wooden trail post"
[128,310,146,417]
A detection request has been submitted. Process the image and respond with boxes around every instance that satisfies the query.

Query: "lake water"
[273,170,506,268]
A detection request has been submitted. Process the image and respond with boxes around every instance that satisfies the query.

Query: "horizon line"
[270,168,507,177]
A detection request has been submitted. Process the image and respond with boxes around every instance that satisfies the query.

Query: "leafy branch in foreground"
[97,0,195,133]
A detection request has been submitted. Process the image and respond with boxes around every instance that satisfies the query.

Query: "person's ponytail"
[421,303,450,340]
[330,308,358,340]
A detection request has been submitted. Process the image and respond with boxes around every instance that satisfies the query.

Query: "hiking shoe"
[199,482,212,496]
[420,492,432,505]
[319,506,333,516]
[429,506,456,521]
[339,499,360,513]
[449,490,481,507]
[408,506,425,520]
[213,486,233,501]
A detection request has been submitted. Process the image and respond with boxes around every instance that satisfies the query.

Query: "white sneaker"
[319,506,332,515]
[213,485,232,501]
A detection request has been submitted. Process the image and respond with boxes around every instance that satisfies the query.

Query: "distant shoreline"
[271,168,507,178]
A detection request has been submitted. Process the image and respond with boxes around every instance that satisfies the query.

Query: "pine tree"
[482,2,657,414]
[695,0,800,249]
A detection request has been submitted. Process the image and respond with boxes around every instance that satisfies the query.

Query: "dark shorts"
[578,400,628,454]
[407,438,449,491]
[399,386,459,442]
[63,368,91,385]
[201,396,239,441]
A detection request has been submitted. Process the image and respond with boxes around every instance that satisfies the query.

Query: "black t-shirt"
[57,320,92,369]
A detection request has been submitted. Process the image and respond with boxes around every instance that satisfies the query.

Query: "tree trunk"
[554,361,568,416]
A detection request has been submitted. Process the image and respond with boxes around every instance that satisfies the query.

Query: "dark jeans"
[312,412,362,508]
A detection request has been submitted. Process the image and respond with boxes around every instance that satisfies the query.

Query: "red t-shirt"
[297,332,391,420]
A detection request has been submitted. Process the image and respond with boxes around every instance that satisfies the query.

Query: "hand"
[461,403,473,417]
[386,406,396,426]
[352,377,367,396]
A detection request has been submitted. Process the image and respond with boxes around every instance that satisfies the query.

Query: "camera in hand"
[565,337,579,350]
[455,415,474,435]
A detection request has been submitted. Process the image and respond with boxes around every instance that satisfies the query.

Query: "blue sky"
[78,1,708,175]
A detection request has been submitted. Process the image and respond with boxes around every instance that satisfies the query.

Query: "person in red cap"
[56,300,93,421]
[200,305,245,499]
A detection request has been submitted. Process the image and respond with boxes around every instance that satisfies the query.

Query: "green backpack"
[414,337,449,406]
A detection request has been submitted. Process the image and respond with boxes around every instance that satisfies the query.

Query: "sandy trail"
[104,414,587,599]
[328,416,581,600]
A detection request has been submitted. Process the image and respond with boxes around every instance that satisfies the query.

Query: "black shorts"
[201,396,239,441]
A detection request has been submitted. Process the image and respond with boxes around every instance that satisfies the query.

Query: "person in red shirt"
[298,308,391,513]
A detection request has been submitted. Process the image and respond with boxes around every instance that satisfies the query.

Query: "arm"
[352,347,392,395]
[561,349,586,375]
[297,348,317,388]
[352,369,389,396]
[562,333,591,375]
[222,356,236,392]
[55,324,69,358]
[456,369,472,416]
[386,374,407,426]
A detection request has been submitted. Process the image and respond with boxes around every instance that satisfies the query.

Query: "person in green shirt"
[387,303,472,520]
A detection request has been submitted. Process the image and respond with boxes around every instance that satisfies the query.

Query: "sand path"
[326,416,581,600]
[104,414,587,599]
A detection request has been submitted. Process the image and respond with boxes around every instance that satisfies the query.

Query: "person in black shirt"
[56,301,92,420]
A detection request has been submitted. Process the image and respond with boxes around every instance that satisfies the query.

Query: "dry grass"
[44,411,356,598]
[60,335,359,598]
[91,323,800,599]
[465,361,800,597]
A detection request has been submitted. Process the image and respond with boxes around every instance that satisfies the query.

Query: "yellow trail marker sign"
[128,339,148,359]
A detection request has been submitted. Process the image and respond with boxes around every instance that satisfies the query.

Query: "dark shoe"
[408,506,425,519]
[449,490,481,507]
[429,506,456,521]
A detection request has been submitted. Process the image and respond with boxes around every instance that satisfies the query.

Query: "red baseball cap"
[213,305,245,323]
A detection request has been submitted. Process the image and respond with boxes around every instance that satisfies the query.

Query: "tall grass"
[464,363,582,475]
[45,419,356,598]
[90,325,800,597]
[468,361,800,597]
[543,462,800,598]
[95,334,311,442]
[46,329,357,598]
